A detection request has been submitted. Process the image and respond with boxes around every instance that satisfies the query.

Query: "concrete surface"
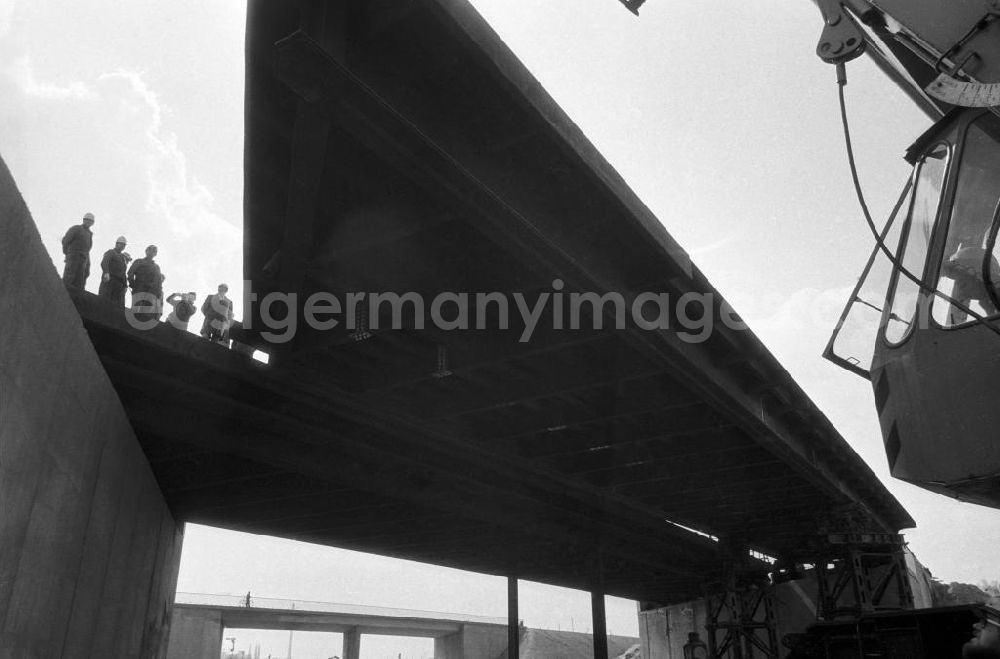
[0,154,182,657]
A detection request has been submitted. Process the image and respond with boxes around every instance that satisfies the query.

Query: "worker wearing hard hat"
[127,245,163,323]
[98,235,132,307]
[61,212,95,289]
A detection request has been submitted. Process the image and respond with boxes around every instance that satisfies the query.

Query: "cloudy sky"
[3,0,998,657]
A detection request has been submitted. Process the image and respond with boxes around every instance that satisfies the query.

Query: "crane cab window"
[884,144,950,344]
[933,115,1000,327]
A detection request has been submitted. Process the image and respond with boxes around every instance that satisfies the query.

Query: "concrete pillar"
[165,608,224,659]
[592,589,609,659]
[0,154,182,657]
[508,576,519,659]
[434,631,463,659]
[592,554,608,659]
[461,624,507,659]
[342,626,361,659]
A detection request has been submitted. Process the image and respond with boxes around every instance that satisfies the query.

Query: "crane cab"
[826,107,1000,508]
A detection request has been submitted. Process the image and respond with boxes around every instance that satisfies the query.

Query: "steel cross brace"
[814,535,914,620]
[705,585,779,658]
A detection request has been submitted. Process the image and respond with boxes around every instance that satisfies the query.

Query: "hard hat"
[116,236,127,244]
[83,212,95,221]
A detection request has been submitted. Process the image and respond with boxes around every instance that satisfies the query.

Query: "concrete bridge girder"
[165,604,508,659]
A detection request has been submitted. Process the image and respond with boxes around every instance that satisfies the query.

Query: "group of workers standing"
[61,212,234,343]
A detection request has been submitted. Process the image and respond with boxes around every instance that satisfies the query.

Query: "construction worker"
[165,292,197,331]
[61,212,94,289]
[127,245,163,323]
[98,236,132,306]
[201,283,234,345]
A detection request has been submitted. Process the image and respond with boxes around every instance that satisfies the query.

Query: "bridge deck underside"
[74,0,910,607]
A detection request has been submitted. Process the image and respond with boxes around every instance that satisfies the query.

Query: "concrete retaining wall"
[0,155,183,658]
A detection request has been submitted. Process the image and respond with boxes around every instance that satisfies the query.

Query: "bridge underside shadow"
[90,0,911,606]
[77,0,911,618]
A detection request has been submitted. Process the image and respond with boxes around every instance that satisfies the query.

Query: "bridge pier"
[342,625,361,659]
[165,608,224,659]
[592,580,609,659]
[508,576,520,659]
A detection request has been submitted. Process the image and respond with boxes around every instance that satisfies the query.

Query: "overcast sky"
[3,0,998,657]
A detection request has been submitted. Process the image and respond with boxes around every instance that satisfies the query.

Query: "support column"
[343,626,361,659]
[165,608,224,659]
[592,589,609,659]
[433,631,463,659]
[592,554,608,659]
[508,576,519,659]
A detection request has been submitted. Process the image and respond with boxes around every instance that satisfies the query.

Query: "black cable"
[837,71,1000,338]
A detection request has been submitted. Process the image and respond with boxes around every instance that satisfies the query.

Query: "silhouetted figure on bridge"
[98,235,131,306]
[61,212,94,289]
[165,292,197,331]
[201,283,234,345]
[128,245,163,323]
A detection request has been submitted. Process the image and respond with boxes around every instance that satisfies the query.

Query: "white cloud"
[82,68,245,319]
[689,229,742,257]
[8,56,96,100]
[741,285,854,339]
[97,69,240,244]
[7,60,244,310]
[0,0,15,35]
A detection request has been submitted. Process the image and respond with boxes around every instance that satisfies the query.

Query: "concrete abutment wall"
[0,155,183,657]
